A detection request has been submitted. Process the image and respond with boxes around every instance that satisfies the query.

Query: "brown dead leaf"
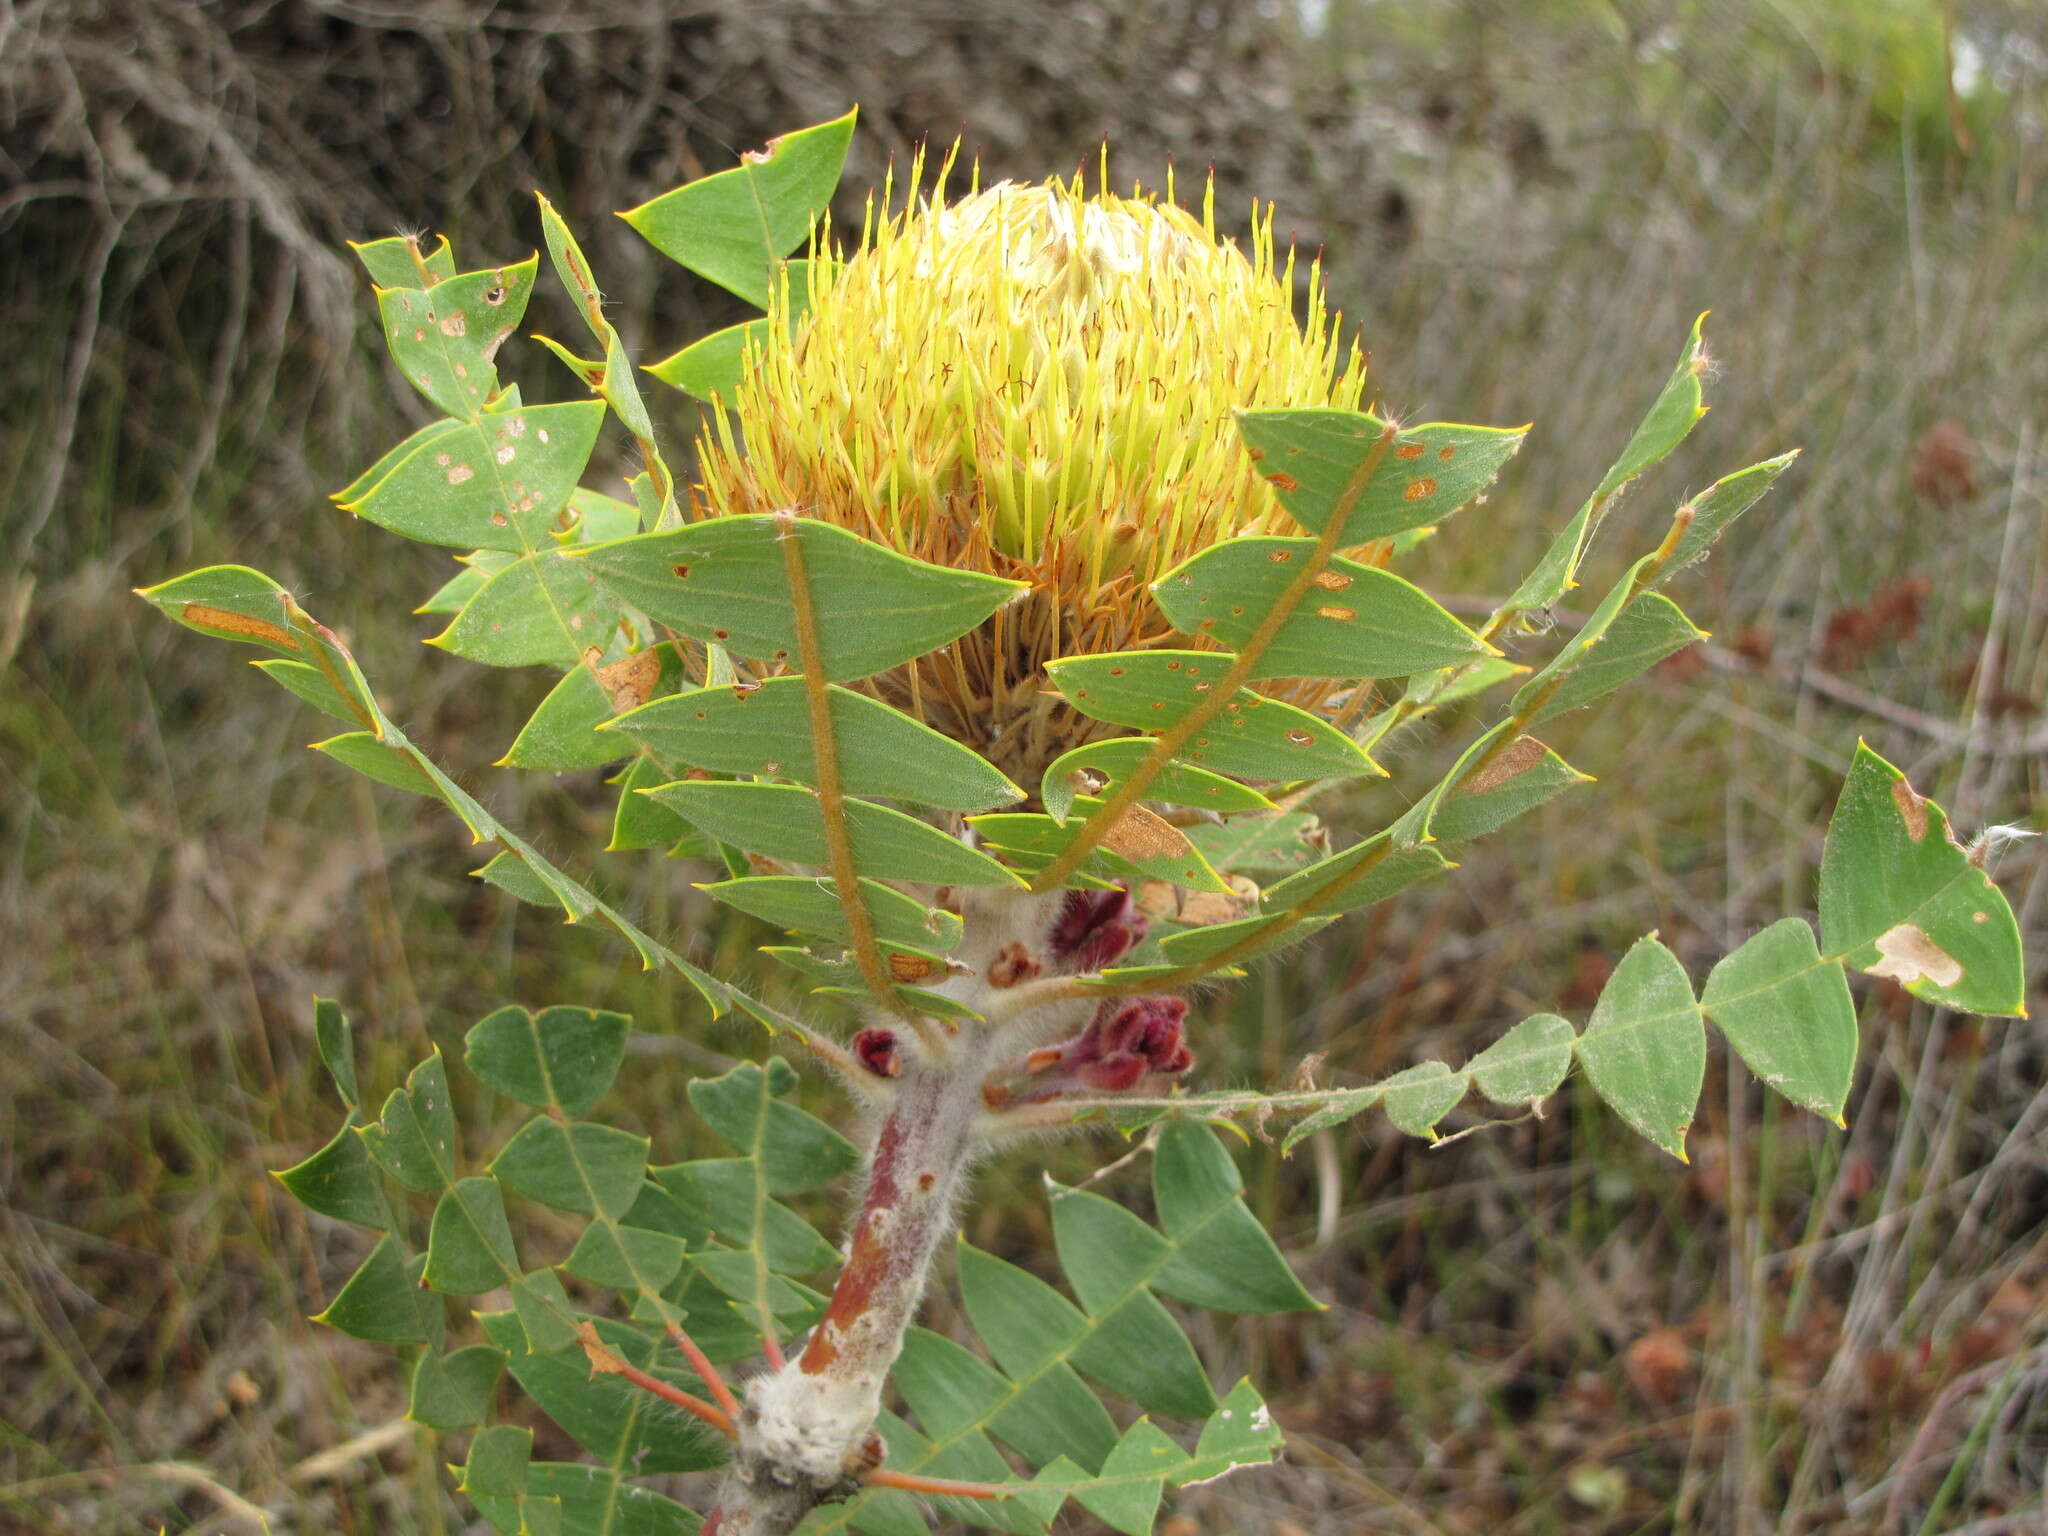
[594,648,661,713]
[1098,802,1193,864]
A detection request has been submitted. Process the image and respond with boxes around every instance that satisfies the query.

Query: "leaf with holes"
[1818,743,2024,1016]
[610,677,1023,813]
[338,400,605,553]
[358,1050,458,1193]
[374,256,538,418]
[1152,538,1493,680]
[1046,652,1379,782]
[575,514,1025,681]
[1041,738,1274,824]
[651,781,1023,888]
[621,110,855,307]
[431,549,626,668]
[1576,936,1704,1161]
[1235,410,1526,540]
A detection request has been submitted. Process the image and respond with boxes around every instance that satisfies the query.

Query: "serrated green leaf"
[491,1118,650,1220]
[313,997,359,1108]
[611,677,1023,812]
[1259,831,1451,916]
[1467,1014,1577,1105]
[701,875,961,956]
[687,1059,859,1195]
[1048,1184,1218,1420]
[1151,1124,1318,1313]
[620,111,855,306]
[313,1232,437,1342]
[1577,936,1704,1160]
[358,1050,457,1193]
[1046,651,1380,781]
[465,1005,630,1117]
[1379,1061,1469,1139]
[1701,918,1858,1123]
[338,400,605,553]
[351,232,456,289]
[431,550,626,668]
[575,514,1024,681]
[276,1111,391,1228]
[651,781,1022,888]
[1429,738,1591,842]
[409,1344,507,1429]
[314,730,439,795]
[1235,410,1526,540]
[374,256,538,417]
[424,1176,520,1294]
[1153,537,1494,680]
[1041,738,1274,824]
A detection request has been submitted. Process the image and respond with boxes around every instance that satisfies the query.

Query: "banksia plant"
[138,112,2028,1536]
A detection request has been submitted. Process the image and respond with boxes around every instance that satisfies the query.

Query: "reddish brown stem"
[579,1323,737,1439]
[863,1467,1008,1500]
[664,1319,741,1422]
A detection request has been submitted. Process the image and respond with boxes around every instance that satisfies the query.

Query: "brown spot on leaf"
[673,565,689,578]
[1403,477,1438,500]
[181,604,298,650]
[886,952,937,983]
[1099,802,1194,866]
[1396,442,1426,460]
[1265,471,1300,492]
[1463,736,1547,795]
[439,312,467,337]
[1313,570,1353,590]
[1268,548,1294,563]
[1866,923,1962,988]
[1439,444,1457,462]
[446,463,475,485]
[595,649,661,713]
[1316,604,1356,622]
[1891,777,1930,841]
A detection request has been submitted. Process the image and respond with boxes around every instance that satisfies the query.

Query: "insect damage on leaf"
[182,604,298,649]
[1867,922,1964,988]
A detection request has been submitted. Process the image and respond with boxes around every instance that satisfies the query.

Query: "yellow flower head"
[694,161,1367,780]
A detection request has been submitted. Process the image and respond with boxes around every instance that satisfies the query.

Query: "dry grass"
[2,2,2044,1533]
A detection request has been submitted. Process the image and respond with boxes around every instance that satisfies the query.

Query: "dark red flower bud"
[852,1028,901,1079]
[1048,886,1147,974]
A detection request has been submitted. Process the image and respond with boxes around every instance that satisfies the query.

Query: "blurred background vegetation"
[3,1,2045,1532]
